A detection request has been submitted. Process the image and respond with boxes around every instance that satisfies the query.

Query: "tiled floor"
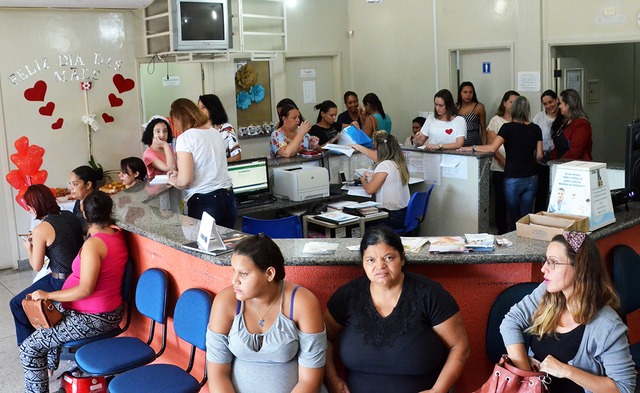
[0,267,76,393]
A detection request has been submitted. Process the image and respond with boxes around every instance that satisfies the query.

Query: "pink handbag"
[473,355,550,393]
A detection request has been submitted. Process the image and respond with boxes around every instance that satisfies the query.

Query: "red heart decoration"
[445,128,453,135]
[113,74,135,94]
[5,170,27,190]
[24,80,47,102]
[16,187,28,211]
[28,144,45,158]
[108,93,123,107]
[102,113,115,123]
[14,136,29,155]
[39,102,55,116]
[11,154,42,177]
[52,118,64,130]
[28,169,48,185]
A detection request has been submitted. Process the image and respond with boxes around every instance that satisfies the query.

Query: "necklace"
[251,284,280,327]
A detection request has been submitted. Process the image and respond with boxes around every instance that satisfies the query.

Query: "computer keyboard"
[237,196,275,208]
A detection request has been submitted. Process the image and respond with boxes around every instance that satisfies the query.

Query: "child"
[404,116,426,146]
[141,115,175,180]
[119,157,147,188]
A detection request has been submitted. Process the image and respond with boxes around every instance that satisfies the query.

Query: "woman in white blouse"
[414,89,467,150]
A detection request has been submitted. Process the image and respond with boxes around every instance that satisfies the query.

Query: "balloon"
[15,187,28,211]
[11,154,43,177]
[30,170,48,185]
[14,136,29,155]
[5,170,26,190]
[28,144,45,158]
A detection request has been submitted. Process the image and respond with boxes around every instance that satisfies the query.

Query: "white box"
[548,161,615,231]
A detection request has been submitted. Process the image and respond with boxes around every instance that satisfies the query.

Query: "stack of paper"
[314,211,360,225]
[464,233,495,252]
[302,242,340,255]
[427,236,467,253]
[401,237,429,253]
[322,144,355,157]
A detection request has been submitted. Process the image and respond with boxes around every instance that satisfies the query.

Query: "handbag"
[473,355,550,393]
[22,294,63,329]
[59,370,107,393]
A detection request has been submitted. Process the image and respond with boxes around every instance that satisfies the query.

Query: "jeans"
[10,274,66,346]
[187,188,237,229]
[504,175,538,232]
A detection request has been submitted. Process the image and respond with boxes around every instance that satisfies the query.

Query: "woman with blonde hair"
[167,98,236,226]
[350,131,410,230]
[500,232,636,392]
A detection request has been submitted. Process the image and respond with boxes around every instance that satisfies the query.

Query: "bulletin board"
[234,60,273,131]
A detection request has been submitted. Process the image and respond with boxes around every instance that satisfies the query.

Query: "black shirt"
[531,324,586,392]
[498,122,542,178]
[309,123,340,145]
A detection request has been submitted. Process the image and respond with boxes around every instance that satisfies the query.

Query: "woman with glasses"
[500,232,636,393]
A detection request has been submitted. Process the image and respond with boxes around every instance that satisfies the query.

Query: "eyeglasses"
[542,259,573,270]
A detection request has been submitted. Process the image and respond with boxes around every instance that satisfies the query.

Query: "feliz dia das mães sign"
[7,53,124,86]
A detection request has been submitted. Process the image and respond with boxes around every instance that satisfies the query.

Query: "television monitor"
[625,119,640,190]
[227,157,270,202]
[172,0,232,51]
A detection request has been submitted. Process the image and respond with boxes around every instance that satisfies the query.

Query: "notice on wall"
[441,155,467,180]
[517,72,540,92]
[303,80,317,104]
[162,76,181,87]
[300,68,316,78]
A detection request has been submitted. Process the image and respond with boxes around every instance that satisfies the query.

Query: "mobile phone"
[18,233,30,241]
[339,171,347,184]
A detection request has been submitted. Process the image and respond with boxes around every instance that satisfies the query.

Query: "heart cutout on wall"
[102,113,115,123]
[445,128,453,135]
[39,102,55,116]
[113,74,135,94]
[24,80,47,102]
[108,93,123,107]
[51,118,63,130]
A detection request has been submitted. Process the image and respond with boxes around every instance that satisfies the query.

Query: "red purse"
[21,294,63,329]
[473,355,550,393]
[59,370,107,393]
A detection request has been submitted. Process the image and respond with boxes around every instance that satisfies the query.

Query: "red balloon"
[14,136,29,155]
[12,154,43,177]
[15,187,28,211]
[5,170,26,190]
[30,169,48,185]
[28,144,45,158]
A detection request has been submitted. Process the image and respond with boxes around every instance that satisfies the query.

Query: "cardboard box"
[516,214,582,241]
[535,212,590,233]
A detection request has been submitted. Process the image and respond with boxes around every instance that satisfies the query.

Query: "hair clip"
[562,231,586,253]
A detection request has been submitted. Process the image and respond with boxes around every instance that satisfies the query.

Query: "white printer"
[272,166,330,201]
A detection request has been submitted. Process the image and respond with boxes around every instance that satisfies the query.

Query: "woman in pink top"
[20,191,128,393]
[141,115,176,180]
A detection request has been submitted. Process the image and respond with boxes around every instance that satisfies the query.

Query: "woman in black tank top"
[9,185,84,346]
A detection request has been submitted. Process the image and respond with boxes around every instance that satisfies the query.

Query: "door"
[284,56,338,123]
[0,90,19,269]
[449,47,513,119]
[139,62,204,123]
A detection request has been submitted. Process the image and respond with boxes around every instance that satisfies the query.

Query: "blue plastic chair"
[612,245,640,368]
[485,282,539,363]
[242,215,302,238]
[107,288,213,393]
[75,268,169,376]
[60,259,135,361]
[395,184,435,235]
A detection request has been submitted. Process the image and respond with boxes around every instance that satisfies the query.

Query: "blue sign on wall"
[482,62,491,74]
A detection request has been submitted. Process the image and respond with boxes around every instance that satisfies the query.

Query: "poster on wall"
[234,60,273,137]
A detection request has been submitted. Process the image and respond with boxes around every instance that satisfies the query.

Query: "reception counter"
[112,174,640,392]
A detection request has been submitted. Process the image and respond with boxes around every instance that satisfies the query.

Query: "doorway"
[551,42,640,166]
[283,55,341,122]
[449,47,513,119]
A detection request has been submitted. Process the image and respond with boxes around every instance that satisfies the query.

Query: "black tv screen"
[180,2,225,41]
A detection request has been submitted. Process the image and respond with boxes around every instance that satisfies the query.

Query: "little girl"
[119,157,147,188]
[141,115,175,180]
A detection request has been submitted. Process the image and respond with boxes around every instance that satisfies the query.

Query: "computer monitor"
[227,157,270,202]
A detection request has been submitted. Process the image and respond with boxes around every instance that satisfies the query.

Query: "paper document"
[302,242,340,255]
[149,175,169,185]
[322,144,355,157]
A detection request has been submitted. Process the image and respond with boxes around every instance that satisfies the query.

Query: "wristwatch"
[472,145,476,152]
[438,143,443,151]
